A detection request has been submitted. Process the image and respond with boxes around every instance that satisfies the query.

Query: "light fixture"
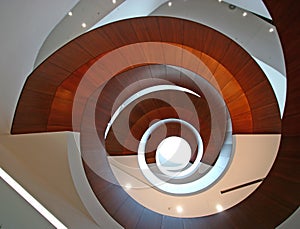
[168,1,172,7]
[68,11,72,16]
[81,22,87,28]
[218,0,222,2]
[125,183,132,190]
[112,0,116,4]
[0,167,67,229]
[269,28,274,33]
[242,12,247,17]
[176,206,183,213]
[156,136,192,172]
[216,204,223,212]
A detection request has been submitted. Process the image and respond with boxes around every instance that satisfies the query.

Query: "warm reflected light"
[216,204,223,212]
[269,28,274,33]
[168,1,172,7]
[68,11,72,16]
[242,12,247,17]
[0,167,67,229]
[81,22,87,28]
[176,206,183,213]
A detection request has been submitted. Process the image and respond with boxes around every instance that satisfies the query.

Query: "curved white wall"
[0,0,78,134]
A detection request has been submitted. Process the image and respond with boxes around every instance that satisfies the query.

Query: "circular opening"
[156,136,191,171]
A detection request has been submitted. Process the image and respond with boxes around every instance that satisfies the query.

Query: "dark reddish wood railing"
[10,4,299,227]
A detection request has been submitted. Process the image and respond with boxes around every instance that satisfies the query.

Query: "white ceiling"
[224,0,272,19]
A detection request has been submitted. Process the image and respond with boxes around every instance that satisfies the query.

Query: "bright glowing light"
[168,1,172,7]
[112,0,116,4]
[242,12,247,17]
[216,204,223,212]
[125,183,132,190]
[81,23,87,28]
[218,0,222,2]
[176,206,183,213]
[269,27,274,33]
[156,136,191,171]
[68,11,72,16]
[0,167,67,229]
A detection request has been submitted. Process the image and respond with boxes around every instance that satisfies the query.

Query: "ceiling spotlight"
[269,28,274,33]
[68,11,72,16]
[81,22,87,28]
[112,0,116,4]
[168,1,172,7]
[242,12,247,17]
[216,204,223,212]
[176,206,183,213]
[125,183,132,190]
[218,0,222,2]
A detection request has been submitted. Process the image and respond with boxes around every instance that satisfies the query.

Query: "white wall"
[0,178,54,229]
[0,0,78,134]
[0,132,105,228]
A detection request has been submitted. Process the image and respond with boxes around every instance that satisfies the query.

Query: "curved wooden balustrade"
[12,17,280,135]
[81,8,298,229]
[102,64,227,165]
[9,7,299,228]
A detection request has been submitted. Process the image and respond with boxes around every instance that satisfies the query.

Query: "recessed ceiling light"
[0,168,67,229]
[269,28,274,33]
[112,0,116,4]
[243,12,247,17]
[218,0,222,2]
[81,23,87,28]
[68,11,72,16]
[216,204,223,212]
[168,1,172,7]
[176,205,183,213]
[125,183,132,190]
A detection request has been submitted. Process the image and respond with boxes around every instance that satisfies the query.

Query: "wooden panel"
[161,216,184,229]
[80,5,298,229]
[73,29,116,57]
[130,17,162,42]
[46,41,93,72]
[158,17,184,43]
[12,17,280,135]
[83,161,114,197]
[234,59,267,92]
[246,81,281,133]
[135,208,163,229]
[182,20,208,51]
[187,48,253,134]
[99,185,129,216]
[11,61,72,134]
[182,218,212,229]
[102,18,140,46]
[12,90,53,133]
[113,197,144,229]
[220,40,253,76]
